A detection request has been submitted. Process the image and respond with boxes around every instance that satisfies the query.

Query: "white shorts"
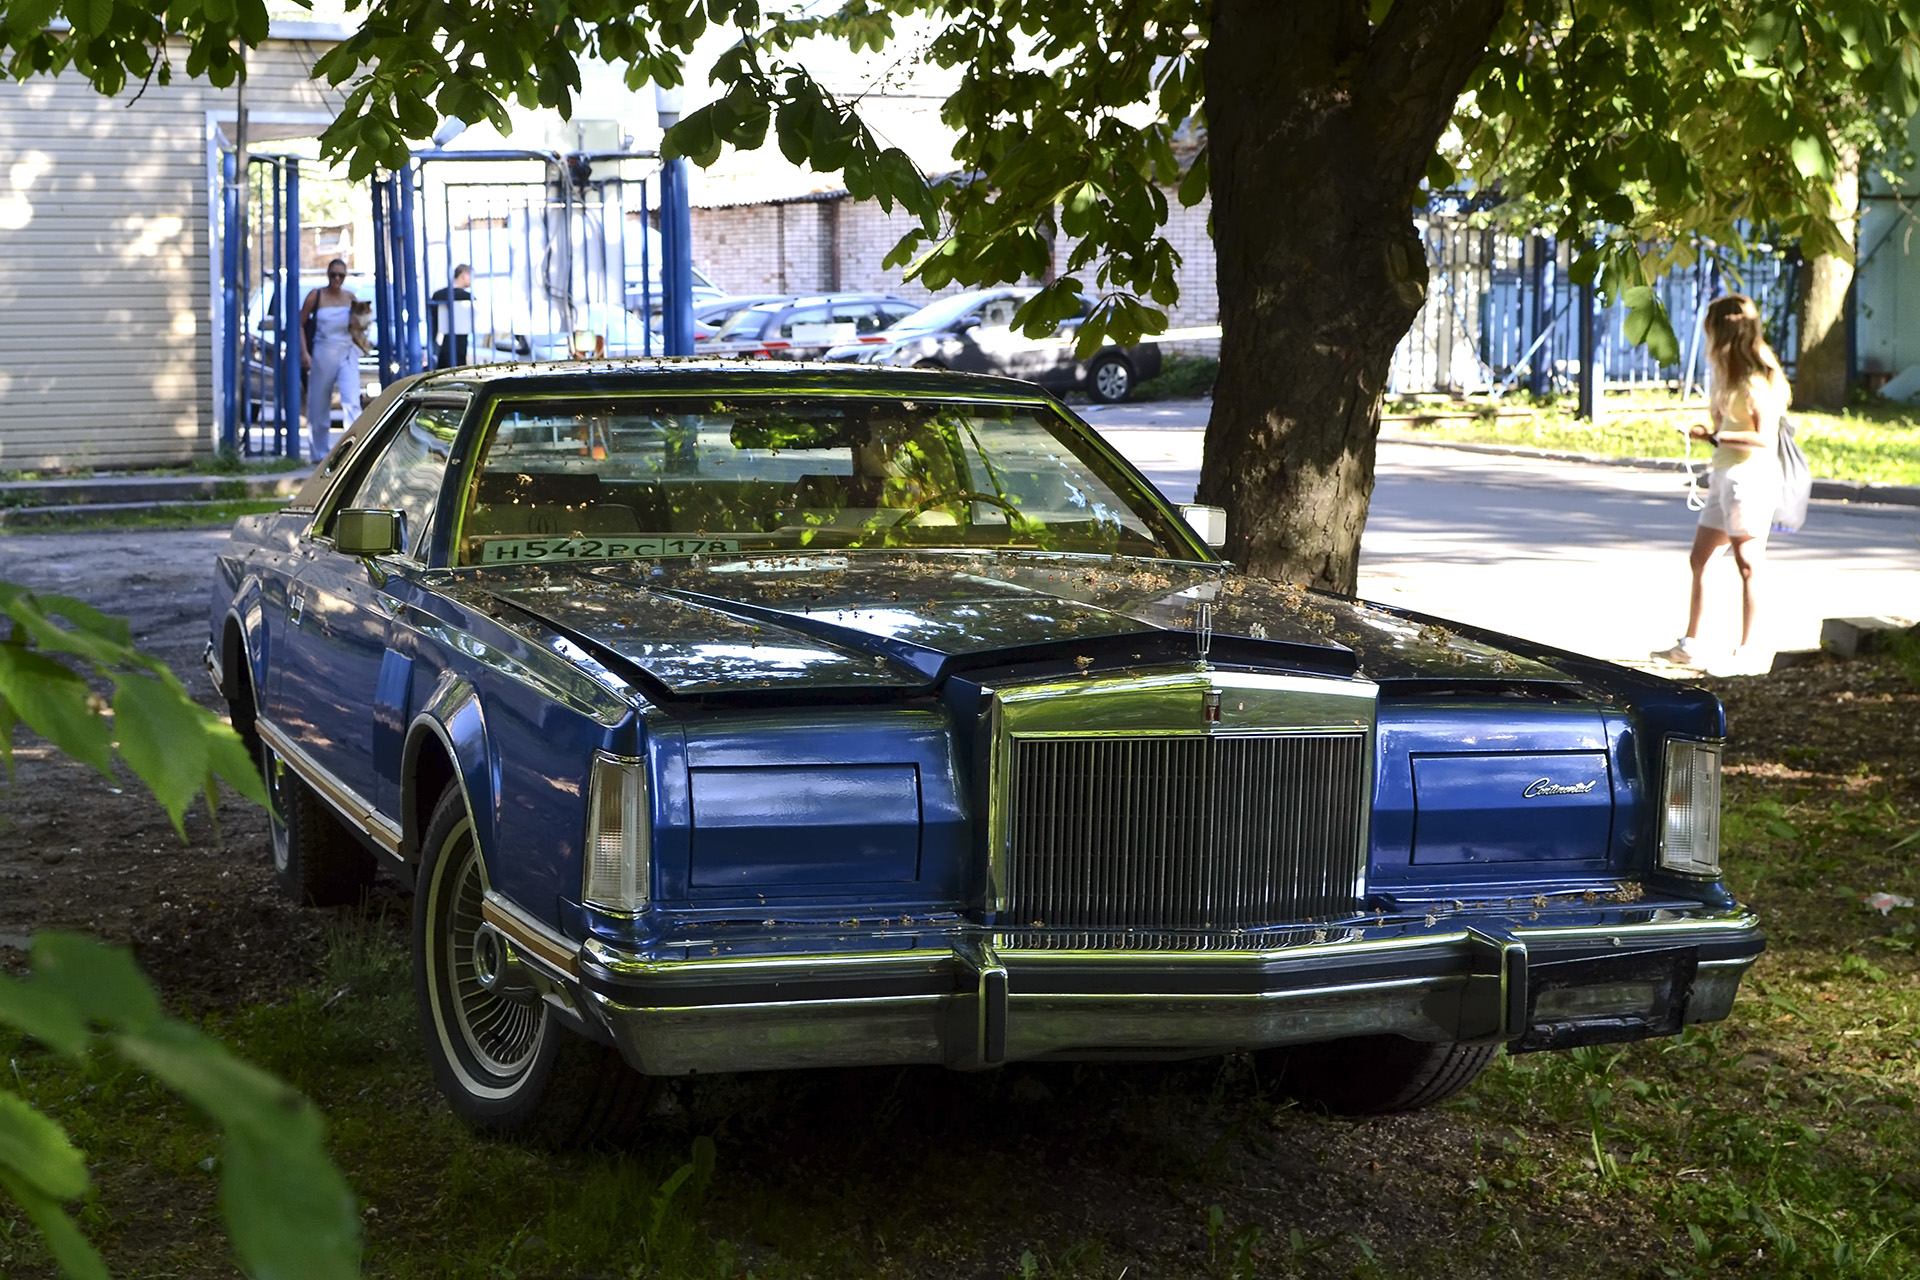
[1698,457,1780,540]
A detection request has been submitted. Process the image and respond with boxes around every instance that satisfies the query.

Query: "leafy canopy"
[4,0,1919,352]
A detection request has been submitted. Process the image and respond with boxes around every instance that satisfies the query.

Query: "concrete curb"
[0,497,289,528]
[1377,433,1920,508]
[0,468,312,511]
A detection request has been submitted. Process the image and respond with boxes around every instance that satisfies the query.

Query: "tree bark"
[1794,149,1858,412]
[1197,0,1503,592]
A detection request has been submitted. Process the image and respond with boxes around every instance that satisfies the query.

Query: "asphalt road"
[1085,398,1920,670]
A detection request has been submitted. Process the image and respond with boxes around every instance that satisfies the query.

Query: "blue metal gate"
[215,146,696,456]
[215,149,303,457]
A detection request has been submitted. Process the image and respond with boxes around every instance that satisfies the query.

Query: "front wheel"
[414,786,653,1146]
[1258,1035,1498,1115]
[1086,354,1134,403]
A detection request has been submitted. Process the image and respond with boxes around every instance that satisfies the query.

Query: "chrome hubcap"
[442,839,545,1077]
[1095,362,1128,399]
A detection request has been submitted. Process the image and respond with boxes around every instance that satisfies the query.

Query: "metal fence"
[213,151,677,456]
[1389,208,1802,399]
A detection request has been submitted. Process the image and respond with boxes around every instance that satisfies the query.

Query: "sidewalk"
[1085,397,1920,508]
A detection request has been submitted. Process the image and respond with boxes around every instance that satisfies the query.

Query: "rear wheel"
[414,786,653,1146]
[230,649,373,907]
[1087,354,1134,403]
[1259,1035,1498,1115]
[260,739,376,907]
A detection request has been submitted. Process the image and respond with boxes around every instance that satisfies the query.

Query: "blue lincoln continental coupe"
[208,361,1761,1142]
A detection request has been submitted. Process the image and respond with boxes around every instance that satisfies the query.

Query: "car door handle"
[289,587,305,628]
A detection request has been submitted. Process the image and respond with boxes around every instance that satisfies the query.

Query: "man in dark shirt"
[429,264,474,368]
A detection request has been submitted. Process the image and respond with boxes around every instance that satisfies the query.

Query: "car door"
[768,304,832,358]
[276,400,463,813]
[954,292,1036,378]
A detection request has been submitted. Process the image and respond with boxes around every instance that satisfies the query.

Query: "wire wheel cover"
[440,835,545,1077]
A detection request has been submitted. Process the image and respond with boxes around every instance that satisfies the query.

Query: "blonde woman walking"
[1652,293,1789,672]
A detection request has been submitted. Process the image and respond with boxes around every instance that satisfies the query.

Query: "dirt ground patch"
[1,527,1915,1279]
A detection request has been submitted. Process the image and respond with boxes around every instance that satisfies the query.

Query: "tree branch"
[1357,0,1505,190]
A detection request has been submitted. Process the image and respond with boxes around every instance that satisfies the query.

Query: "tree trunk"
[1197,0,1503,592]
[1794,149,1859,412]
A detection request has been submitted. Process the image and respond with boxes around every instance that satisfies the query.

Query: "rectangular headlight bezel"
[1657,737,1723,878]
[583,752,650,916]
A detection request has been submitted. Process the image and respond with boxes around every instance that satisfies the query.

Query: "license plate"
[476,535,740,563]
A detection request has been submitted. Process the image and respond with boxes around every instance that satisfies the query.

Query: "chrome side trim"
[255,716,403,856]
[481,890,581,979]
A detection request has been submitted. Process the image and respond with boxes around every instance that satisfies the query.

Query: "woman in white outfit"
[1652,293,1788,671]
[300,258,363,461]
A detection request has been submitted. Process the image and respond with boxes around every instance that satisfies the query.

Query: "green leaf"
[0,1088,91,1201]
[113,1020,361,1280]
[29,932,161,1031]
[80,0,112,36]
[1176,149,1209,209]
[1790,135,1829,178]
[0,645,112,776]
[0,971,90,1055]
[0,1166,109,1280]
[110,671,218,832]
[1426,152,1457,190]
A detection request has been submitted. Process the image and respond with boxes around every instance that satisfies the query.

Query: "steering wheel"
[846,490,1025,547]
[890,489,1023,528]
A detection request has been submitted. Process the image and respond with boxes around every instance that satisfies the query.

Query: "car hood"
[438,552,1579,699]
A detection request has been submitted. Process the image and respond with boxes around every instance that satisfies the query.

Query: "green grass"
[0,498,288,533]
[1386,393,1920,485]
[4,666,1920,1277]
[1132,353,1218,401]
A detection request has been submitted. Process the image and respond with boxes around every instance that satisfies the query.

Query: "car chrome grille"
[1003,734,1369,931]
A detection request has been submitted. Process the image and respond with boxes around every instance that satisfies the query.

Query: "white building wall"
[0,37,336,470]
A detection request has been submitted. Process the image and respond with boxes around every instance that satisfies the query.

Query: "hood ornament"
[1194,601,1213,665]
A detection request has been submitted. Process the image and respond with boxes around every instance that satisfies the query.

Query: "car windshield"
[712,305,781,342]
[889,291,1028,334]
[456,396,1194,564]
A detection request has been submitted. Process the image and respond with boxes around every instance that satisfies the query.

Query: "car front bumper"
[484,896,1764,1076]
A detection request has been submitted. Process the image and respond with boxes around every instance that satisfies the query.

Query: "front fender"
[403,674,494,866]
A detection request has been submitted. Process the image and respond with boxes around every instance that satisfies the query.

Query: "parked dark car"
[209,361,1761,1143]
[707,293,920,360]
[823,287,1163,403]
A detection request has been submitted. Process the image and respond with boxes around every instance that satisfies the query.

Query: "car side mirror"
[1179,504,1228,548]
[335,508,403,557]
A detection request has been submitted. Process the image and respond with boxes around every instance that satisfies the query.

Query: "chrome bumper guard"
[537,907,1763,1077]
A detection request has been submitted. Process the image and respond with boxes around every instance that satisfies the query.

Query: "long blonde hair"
[1704,293,1789,408]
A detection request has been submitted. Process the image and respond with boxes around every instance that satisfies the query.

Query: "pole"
[659,157,694,355]
[1578,275,1600,422]
[220,150,241,453]
[397,165,422,375]
[371,175,395,388]
[282,159,301,455]
[640,180,653,358]
[1527,235,1549,397]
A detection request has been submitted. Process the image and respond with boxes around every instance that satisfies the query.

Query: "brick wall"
[692,191,1219,357]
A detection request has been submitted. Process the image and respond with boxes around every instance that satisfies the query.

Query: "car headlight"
[1657,739,1721,877]
[584,752,649,914]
